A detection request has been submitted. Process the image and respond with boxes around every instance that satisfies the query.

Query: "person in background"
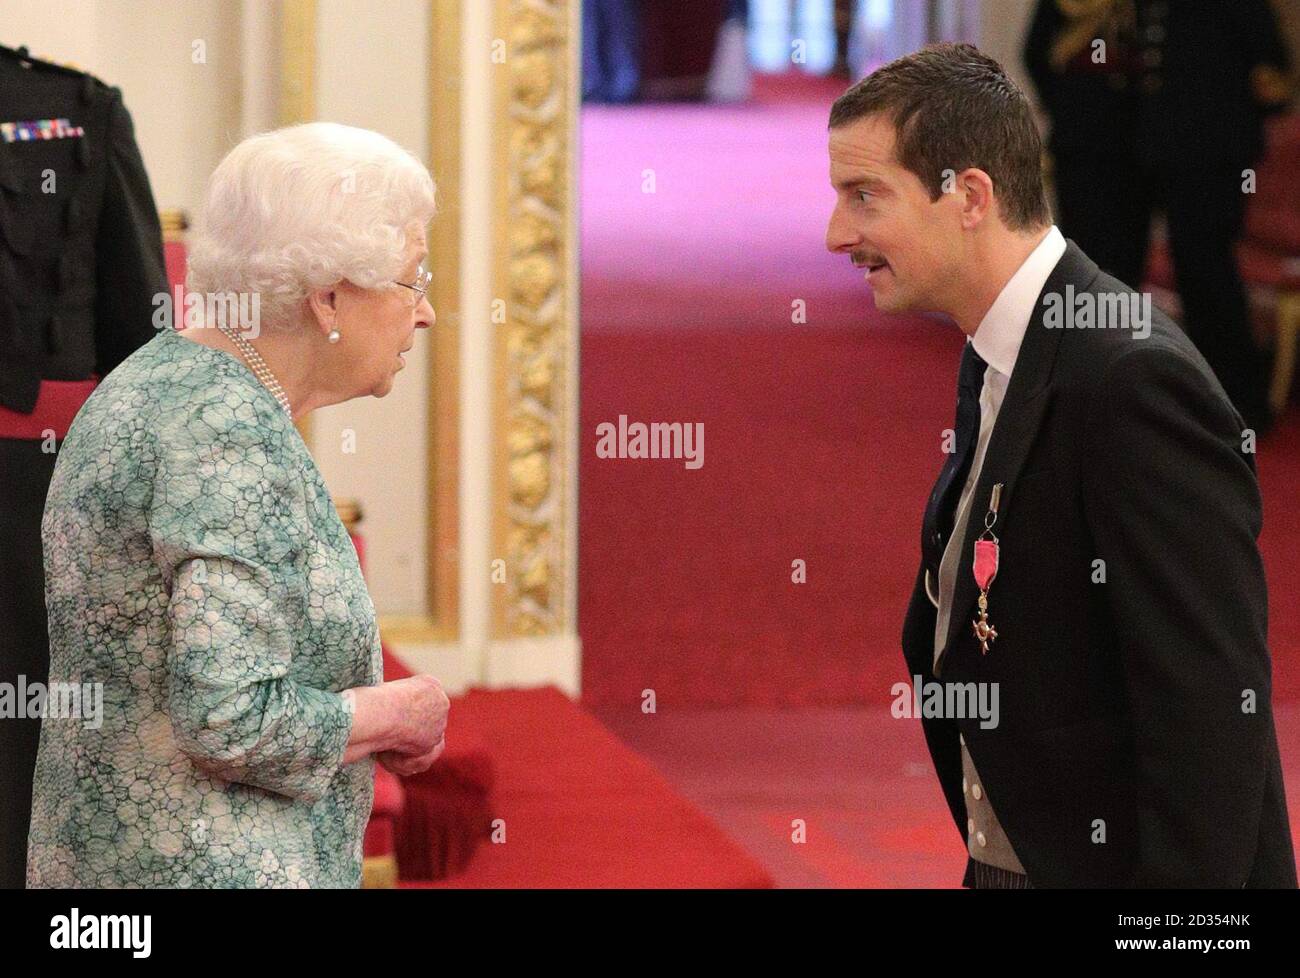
[1025,0,1293,432]
[582,0,642,103]
[707,0,753,103]
[0,43,167,890]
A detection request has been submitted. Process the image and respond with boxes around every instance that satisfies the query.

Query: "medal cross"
[972,614,997,655]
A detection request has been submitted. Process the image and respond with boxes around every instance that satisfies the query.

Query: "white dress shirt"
[925,224,1067,639]
[921,224,1066,876]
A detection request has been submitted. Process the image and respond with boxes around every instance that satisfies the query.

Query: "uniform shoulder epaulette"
[0,44,110,89]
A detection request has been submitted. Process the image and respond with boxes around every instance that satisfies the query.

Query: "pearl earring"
[327,329,341,344]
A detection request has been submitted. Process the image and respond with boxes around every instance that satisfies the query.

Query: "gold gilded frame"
[280,0,316,448]
[490,0,577,638]
[278,0,316,127]
[274,1,577,648]
[378,0,464,644]
[276,0,462,643]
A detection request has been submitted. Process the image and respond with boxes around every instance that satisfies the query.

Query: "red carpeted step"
[364,765,405,859]
[375,643,497,882]
[401,687,773,888]
[393,726,495,882]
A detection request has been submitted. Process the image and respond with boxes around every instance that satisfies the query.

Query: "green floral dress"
[27,327,382,888]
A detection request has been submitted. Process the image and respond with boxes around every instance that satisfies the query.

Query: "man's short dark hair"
[829,43,1050,231]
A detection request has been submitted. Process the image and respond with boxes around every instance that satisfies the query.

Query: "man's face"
[825,113,962,314]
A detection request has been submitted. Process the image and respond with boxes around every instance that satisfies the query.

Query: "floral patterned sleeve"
[146,398,355,804]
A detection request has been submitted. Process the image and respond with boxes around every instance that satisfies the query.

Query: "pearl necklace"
[215,324,293,418]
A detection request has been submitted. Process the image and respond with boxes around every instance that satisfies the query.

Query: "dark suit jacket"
[901,241,1296,888]
[0,43,165,415]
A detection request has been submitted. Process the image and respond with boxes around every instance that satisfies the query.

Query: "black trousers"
[964,855,1034,890]
[0,438,57,889]
[1053,152,1270,428]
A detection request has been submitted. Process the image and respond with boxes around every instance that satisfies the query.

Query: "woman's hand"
[377,736,446,777]
[382,674,450,756]
[342,674,449,765]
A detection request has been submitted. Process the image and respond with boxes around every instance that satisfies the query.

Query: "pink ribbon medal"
[971,483,1003,655]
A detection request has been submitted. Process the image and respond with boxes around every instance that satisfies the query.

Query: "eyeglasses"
[393,265,433,307]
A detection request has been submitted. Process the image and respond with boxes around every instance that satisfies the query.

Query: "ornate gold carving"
[493,0,574,637]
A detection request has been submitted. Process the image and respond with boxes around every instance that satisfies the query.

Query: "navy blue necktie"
[921,341,987,581]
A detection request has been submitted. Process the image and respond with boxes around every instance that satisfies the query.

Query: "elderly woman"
[26,123,449,888]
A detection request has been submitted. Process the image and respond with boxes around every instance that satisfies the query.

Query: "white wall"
[1,0,243,216]
[0,0,98,86]
[311,0,432,617]
[976,0,1038,103]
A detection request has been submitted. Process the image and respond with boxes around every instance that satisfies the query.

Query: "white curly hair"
[186,122,436,329]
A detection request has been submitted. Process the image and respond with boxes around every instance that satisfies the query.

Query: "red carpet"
[405,687,773,888]
[579,73,1300,708]
[594,701,1300,888]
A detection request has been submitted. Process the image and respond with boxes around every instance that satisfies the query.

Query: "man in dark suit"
[1024,0,1293,433]
[825,43,1295,887]
[0,43,166,888]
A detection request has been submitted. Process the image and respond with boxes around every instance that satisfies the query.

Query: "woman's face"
[331,226,435,399]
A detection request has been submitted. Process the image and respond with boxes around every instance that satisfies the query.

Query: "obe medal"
[971,483,1003,655]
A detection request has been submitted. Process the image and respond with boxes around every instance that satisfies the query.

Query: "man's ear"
[957,168,995,229]
[306,287,339,340]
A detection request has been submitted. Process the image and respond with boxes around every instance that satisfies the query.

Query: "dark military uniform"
[1024,0,1144,287]
[0,43,166,888]
[1025,0,1292,431]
